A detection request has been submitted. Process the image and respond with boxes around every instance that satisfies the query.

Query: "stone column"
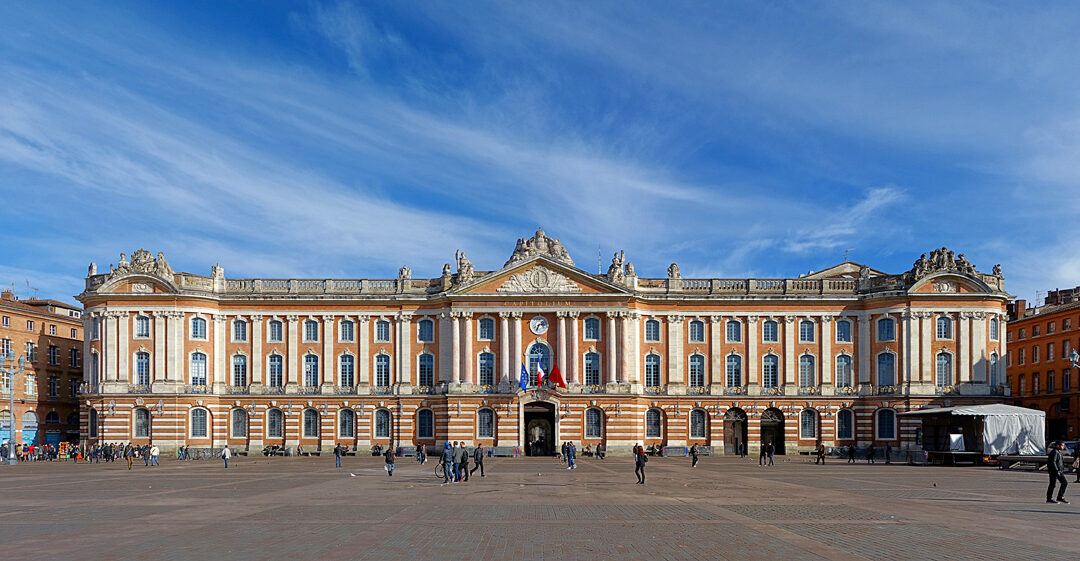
[104,312,118,382]
[511,313,523,378]
[499,313,511,383]
[358,315,370,387]
[83,314,94,385]
[153,312,166,382]
[322,316,335,387]
[919,312,933,384]
[626,312,641,385]
[438,313,452,384]
[902,311,914,385]
[606,312,619,385]
[399,313,413,389]
[746,316,759,387]
[556,312,568,378]
[619,313,631,383]
[569,312,580,384]
[169,312,184,383]
[286,315,299,387]
[972,312,987,383]
[451,313,461,384]
[821,316,833,386]
[666,314,683,389]
[251,315,263,386]
[461,313,473,385]
[958,311,972,383]
[709,316,724,389]
[783,315,796,387]
[118,312,129,384]
[857,313,871,384]
[213,314,227,389]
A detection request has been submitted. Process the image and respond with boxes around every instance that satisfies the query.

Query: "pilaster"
[286,315,299,389]
[499,312,511,383]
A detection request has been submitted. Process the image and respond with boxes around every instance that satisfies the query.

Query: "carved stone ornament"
[497,266,581,293]
[905,246,978,284]
[933,281,957,293]
[131,282,153,293]
[504,227,575,267]
[105,248,174,282]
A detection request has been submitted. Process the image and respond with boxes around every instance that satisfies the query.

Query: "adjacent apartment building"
[1007,287,1080,442]
[1,289,83,446]
[76,232,1009,455]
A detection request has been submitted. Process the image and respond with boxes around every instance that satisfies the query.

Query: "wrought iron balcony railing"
[874,385,899,395]
[798,385,821,396]
[759,386,784,396]
[334,385,358,395]
[643,385,668,395]
[225,385,250,395]
[687,385,711,395]
[371,385,393,395]
[723,386,747,396]
[128,384,152,394]
[185,384,211,394]
[299,385,322,395]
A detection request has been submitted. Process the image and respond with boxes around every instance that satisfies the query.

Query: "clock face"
[529,315,549,335]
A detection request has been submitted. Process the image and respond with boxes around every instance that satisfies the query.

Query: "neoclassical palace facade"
[77,231,1011,455]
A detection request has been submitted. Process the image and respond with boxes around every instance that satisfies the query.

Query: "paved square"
[0,454,1076,560]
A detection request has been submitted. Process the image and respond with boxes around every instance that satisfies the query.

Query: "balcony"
[299,386,322,395]
[371,385,394,395]
[798,386,821,396]
[723,386,747,396]
[185,384,211,394]
[264,385,286,395]
[687,385,711,395]
[834,385,858,395]
[225,385,250,395]
[874,385,899,395]
[334,386,358,395]
[759,386,784,396]
[935,384,959,395]
[582,384,606,394]
[128,384,152,394]
[643,385,668,395]
[477,384,498,394]
[412,385,437,395]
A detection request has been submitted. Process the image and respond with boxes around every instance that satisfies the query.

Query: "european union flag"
[519,363,529,390]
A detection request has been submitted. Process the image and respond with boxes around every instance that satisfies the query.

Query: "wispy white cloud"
[784,187,905,254]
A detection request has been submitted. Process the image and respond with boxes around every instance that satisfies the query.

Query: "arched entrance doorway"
[723,408,747,455]
[524,401,556,456]
[21,411,38,445]
[760,408,785,455]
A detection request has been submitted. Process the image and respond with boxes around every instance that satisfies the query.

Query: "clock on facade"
[529,315,549,335]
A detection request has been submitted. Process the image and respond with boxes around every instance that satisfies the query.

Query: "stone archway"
[760,408,785,455]
[524,401,557,456]
[723,408,747,455]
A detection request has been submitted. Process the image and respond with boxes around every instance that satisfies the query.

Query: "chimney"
[1,289,14,301]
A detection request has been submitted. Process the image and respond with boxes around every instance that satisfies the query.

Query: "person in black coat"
[1047,441,1069,504]
[634,444,647,484]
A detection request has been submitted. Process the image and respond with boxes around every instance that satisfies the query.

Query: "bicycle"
[434,462,447,479]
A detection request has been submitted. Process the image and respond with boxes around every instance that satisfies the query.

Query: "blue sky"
[2,2,1079,306]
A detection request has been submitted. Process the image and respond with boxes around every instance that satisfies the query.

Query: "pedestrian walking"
[866,444,875,464]
[440,442,454,485]
[384,445,395,477]
[221,446,231,469]
[124,443,135,470]
[758,442,767,466]
[847,445,856,464]
[334,443,344,468]
[149,445,159,466]
[634,443,647,484]
[1047,441,1070,503]
[884,442,892,464]
[459,443,471,481]
[452,441,466,482]
[142,445,150,467]
[690,443,699,468]
[815,444,826,465]
[566,441,577,470]
[597,443,606,460]
[470,443,485,477]
[766,441,775,466]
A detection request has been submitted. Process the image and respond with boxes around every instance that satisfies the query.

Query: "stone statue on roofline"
[398,265,411,281]
[667,263,681,279]
[504,227,575,267]
[456,250,475,284]
[606,251,625,283]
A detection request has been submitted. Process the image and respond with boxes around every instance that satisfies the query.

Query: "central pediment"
[496,266,582,293]
[453,256,629,295]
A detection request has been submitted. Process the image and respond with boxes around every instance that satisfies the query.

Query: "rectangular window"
[478,318,495,341]
[69,348,79,368]
[1033,373,1040,394]
[1065,369,1072,392]
[233,321,247,342]
[1048,342,1055,361]
[375,321,391,342]
[49,324,56,336]
[268,321,283,342]
[48,376,58,397]
[726,321,741,342]
[1019,328,1026,339]
[799,321,815,342]
[1048,371,1056,393]
[69,380,77,399]
[1066,318,1073,331]
[1065,339,1072,358]
[340,320,355,342]
[90,318,99,340]
[304,320,319,342]
[0,339,9,355]
[835,320,851,343]
[27,320,34,332]
[70,328,77,339]
[26,342,36,362]
[1018,348,1025,365]
[1034,325,1041,336]
[644,320,660,342]
[584,318,600,341]
[1019,375,1026,395]
[877,318,895,341]
[689,321,705,343]
[1049,321,1056,334]
[48,345,59,365]
[25,374,35,395]
[1,316,7,328]
[1033,345,1040,363]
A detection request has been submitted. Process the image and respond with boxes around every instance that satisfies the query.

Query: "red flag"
[549,364,567,388]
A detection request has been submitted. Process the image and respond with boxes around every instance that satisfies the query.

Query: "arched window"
[417,319,434,342]
[689,320,705,343]
[190,317,207,339]
[835,355,853,387]
[190,352,207,385]
[267,355,284,388]
[191,409,208,438]
[304,319,319,342]
[763,320,778,342]
[936,352,952,386]
[837,409,854,440]
[231,409,248,438]
[644,354,661,387]
[89,408,98,438]
[233,319,247,341]
[134,315,150,338]
[645,409,662,438]
[375,355,391,387]
[688,355,705,387]
[800,409,817,439]
[876,409,896,440]
[267,409,283,438]
[877,317,895,341]
[339,409,355,438]
[134,351,150,385]
[726,354,742,387]
[339,355,355,387]
[268,319,283,342]
[134,408,150,438]
[418,354,435,386]
[690,409,706,439]
[375,320,391,342]
[645,319,660,342]
[989,317,1000,341]
[417,409,434,439]
[304,355,320,387]
[798,355,815,387]
[936,316,952,339]
[989,352,1000,386]
[876,353,895,386]
[303,409,320,438]
[477,352,495,386]
[835,319,852,342]
[232,355,248,387]
[340,319,355,342]
[477,408,495,438]
[478,318,495,340]
[799,320,815,342]
[527,343,551,385]
[374,409,391,438]
[583,352,601,385]
[762,355,779,388]
[585,408,603,438]
[726,320,741,342]
[584,318,601,340]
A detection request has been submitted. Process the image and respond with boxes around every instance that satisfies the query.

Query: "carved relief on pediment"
[496,266,582,294]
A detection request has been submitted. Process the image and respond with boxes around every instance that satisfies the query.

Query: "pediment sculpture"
[105,249,174,282]
[496,266,582,293]
[904,247,980,284]
[504,228,575,267]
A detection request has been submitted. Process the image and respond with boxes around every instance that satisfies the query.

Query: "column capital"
[322,315,335,324]
[959,311,975,320]
[626,312,640,320]
[357,314,371,322]
[607,311,623,319]
[510,311,523,319]
[666,314,684,322]
[820,315,835,323]
[709,315,724,324]
[285,314,299,323]
[398,312,415,322]
[249,314,264,322]
[212,314,228,323]
[498,311,513,318]
[783,315,797,324]
[556,310,572,318]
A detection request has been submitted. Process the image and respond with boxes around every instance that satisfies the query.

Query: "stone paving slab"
[0,456,1076,560]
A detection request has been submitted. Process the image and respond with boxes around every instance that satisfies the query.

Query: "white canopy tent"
[899,404,1046,455]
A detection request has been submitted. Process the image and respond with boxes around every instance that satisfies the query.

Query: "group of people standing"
[440,441,486,484]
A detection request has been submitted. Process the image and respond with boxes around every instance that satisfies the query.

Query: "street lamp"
[1,351,27,466]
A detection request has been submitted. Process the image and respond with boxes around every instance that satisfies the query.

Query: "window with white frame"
[376,320,391,342]
[70,327,77,339]
[585,408,603,438]
[936,316,952,339]
[69,348,79,368]
[134,408,150,438]
[417,318,434,342]
[418,354,435,386]
[688,355,705,387]
[49,324,55,336]
[478,408,494,438]
[689,320,705,343]
[726,354,742,386]
[304,355,319,387]
[375,355,391,387]
[267,355,283,387]
[799,320,815,342]
[837,409,854,440]
[268,320,283,342]
[191,317,207,339]
[644,354,661,387]
[584,352,601,385]
[340,319,355,342]
[989,317,999,340]
[0,338,9,355]
[1033,345,1040,363]
[183,351,206,386]
[478,352,495,386]
[645,319,660,342]
[478,318,495,340]
[88,408,98,437]
[726,320,741,342]
[303,409,320,438]
[26,342,35,362]
[233,319,247,342]
[191,409,208,438]
[267,409,283,438]
[876,409,896,439]
[304,320,319,342]
[800,409,817,439]
[89,354,99,385]
[1049,321,1056,334]
[762,355,779,388]
[134,315,150,338]
[134,351,150,385]
[584,317,601,340]
[989,353,1000,386]
[1048,342,1055,361]
[90,317,99,340]
[645,408,662,438]
[1019,348,1025,365]
[417,409,434,439]
[935,352,952,386]
[339,355,355,387]
[690,409,706,439]
[798,355,815,387]
[339,409,355,438]
[836,319,852,342]
[877,317,895,341]
[374,409,390,438]
[232,355,248,386]
[0,316,7,328]
[876,353,895,386]
[835,355,853,387]
[1034,325,1041,336]
[25,374,35,395]
[48,376,57,397]
[231,409,247,438]
[763,320,778,342]
[26,320,34,332]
